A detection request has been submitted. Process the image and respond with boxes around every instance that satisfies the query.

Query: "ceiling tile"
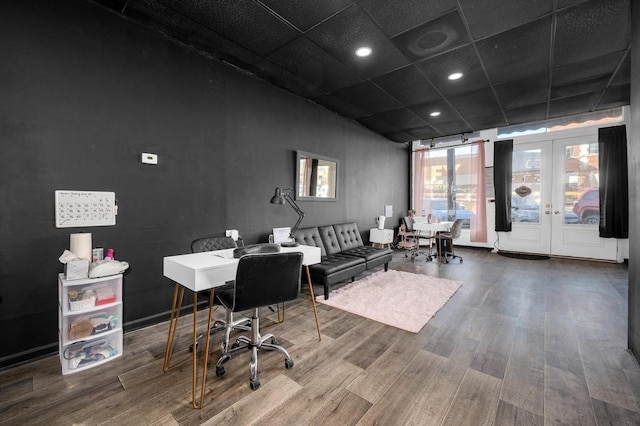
[259,0,353,32]
[313,93,371,119]
[552,51,624,86]
[430,120,473,136]
[392,11,470,62]
[384,131,415,142]
[464,111,508,131]
[357,115,400,134]
[92,0,128,10]
[252,59,326,98]
[410,98,459,123]
[610,53,630,87]
[447,87,501,116]
[557,0,589,8]
[554,0,630,68]
[407,126,442,139]
[378,108,428,129]
[333,81,403,115]
[494,72,549,110]
[125,0,262,66]
[504,103,548,125]
[477,16,551,84]
[265,36,363,92]
[596,84,630,109]
[459,0,553,39]
[415,44,489,96]
[551,74,610,100]
[306,4,408,79]
[358,0,456,37]
[548,92,601,118]
[160,0,299,55]
[372,65,440,106]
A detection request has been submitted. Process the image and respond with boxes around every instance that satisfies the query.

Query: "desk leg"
[305,266,321,341]
[192,289,214,409]
[163,283,185,372]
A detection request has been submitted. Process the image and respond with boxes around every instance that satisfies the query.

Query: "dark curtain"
[599,125,629,238]
[494,139,513,232]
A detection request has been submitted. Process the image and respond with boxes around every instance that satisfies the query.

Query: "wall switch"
[142,153,158,164]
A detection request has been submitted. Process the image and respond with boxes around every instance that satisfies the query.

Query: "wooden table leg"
[163,283,184,372]
[192,289,214,409]
[305,266,321,341]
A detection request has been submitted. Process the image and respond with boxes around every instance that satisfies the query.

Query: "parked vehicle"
[511,196,539,223]
[511,196,581,224]
[572,188,599,225]
[425,198,474,228]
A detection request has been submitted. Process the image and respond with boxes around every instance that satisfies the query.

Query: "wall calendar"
[55,190,116,228]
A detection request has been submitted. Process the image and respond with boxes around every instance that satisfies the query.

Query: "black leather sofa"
[293,222,393,299]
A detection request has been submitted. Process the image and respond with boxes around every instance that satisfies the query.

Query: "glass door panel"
[511,149,542,224]
[551,137,616,260]
[562,142,599,225]
[499,141,552,255]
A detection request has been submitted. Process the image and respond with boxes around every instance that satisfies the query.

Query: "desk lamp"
[270,187,305,247]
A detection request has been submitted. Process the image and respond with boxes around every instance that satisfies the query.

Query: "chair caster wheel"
[215,366,225,377]
[250,379,260,390]
[285,358,294,369]
[231,341,240,349]
[189,343,196,353]
[270,337,279,345]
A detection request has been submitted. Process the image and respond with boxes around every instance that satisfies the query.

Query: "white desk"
[162,244,321,409]
[411,221,453,262]
[412,221,453,233]
[163,245,321,292]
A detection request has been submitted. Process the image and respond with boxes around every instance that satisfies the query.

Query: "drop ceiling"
[93,0,631,143]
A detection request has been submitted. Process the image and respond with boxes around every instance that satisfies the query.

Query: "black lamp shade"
[270,187,286,204]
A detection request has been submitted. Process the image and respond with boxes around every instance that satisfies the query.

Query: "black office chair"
[435,219,464,264]
[214,252,303,390]
[190,236,250,353]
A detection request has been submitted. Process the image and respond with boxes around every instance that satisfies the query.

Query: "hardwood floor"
[2,248,639,425]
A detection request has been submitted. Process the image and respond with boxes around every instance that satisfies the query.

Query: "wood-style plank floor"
[2,248,639,425]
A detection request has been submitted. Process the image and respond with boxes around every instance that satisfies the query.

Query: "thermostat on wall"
[142,153,158,164]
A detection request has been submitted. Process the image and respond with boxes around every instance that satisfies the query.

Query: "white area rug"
[316,270,461,333]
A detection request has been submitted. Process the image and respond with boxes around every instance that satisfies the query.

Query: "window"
[412,141,487,242]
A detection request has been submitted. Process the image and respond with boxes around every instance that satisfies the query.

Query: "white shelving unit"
[58,273,123,375]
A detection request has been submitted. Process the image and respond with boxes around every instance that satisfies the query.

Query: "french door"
[499,135,618,261]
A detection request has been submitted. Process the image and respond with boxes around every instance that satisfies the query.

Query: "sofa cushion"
[309,253,365,277]
[341,245,393,262]
[332,222,365,251]
[318,225,343,255]
[293,227,327,256]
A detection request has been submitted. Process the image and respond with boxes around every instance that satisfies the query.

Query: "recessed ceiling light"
[355,46,372,57]
[448,72,463,80]
[430,111,441,117]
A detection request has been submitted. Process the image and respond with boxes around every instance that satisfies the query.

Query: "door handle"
[554,211,560,215]
[545,211,551,215]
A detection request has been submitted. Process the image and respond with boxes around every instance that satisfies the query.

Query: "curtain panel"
[413,150,430,216]
[493,139,513,232]
[598,125,629,238]
[470,141,487,242]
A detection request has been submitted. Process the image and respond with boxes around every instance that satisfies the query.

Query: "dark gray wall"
[0,0,408,366]
[628,1,639,360]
